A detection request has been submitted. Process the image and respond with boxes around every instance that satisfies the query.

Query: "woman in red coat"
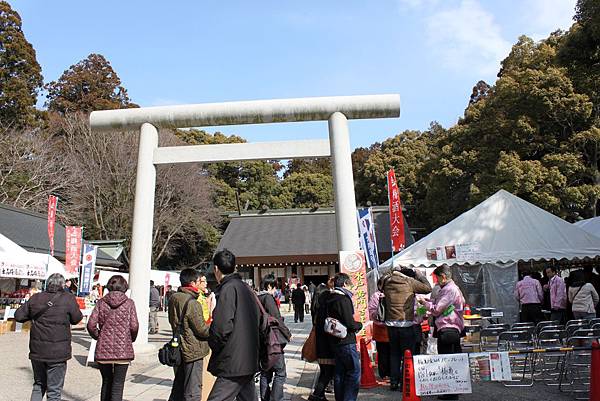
[87,275,139,401]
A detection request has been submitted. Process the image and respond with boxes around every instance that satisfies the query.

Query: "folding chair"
[497,330,535,386]
[535,320,559,336]
[566,323,589,338]
[540,324,564,335]
[588,317,600,327]
[572,328,600,339]
[566,319,589,329]
[512,322,535,330]
[487,323,510,331]
[480,327,505,352]
[559,336,595,400]
[535,330,567,384]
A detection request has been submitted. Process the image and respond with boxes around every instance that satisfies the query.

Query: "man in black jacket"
[207,249,260,401]
[258,274,288,401]
[291,285,306,323]
[15,273,83,401]
[325,273,362,401]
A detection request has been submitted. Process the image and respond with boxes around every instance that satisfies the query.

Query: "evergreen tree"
[0,1,43,128]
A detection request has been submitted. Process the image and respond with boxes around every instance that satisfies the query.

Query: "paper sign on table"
[489,352,512,381]
[414,353,472,396]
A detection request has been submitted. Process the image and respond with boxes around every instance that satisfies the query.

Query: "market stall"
[375,190,600,323]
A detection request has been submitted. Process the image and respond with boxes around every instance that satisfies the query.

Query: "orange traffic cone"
[359,338,379,389]
[402,349,421,401]
[591,341,600,401]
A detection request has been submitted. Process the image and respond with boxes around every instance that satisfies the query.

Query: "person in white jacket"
[568,270,599,320]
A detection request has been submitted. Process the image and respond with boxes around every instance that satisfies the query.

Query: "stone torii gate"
[90,94,400,347]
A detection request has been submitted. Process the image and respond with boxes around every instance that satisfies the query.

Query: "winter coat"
[15,289,83,362]
[427,280,465,333]
[324,288,362,346]
[382,270,432,322]
[149,286,160,308]
[292,288,305,306]
[258,292,283,323]
[87,291,139,362]
[208,273,260,377]
[569,283,599,314]
[313,290,335,362]
[168,287,210,363]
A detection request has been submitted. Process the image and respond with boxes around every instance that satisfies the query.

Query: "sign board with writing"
[339,250,368,326]
[0,261,46,280]
[456,242,481,262]
[414,353,472,396]
[65,226,82,276]
[489,352,512,381]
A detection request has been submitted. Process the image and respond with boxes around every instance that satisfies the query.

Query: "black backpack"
[252,291,292,371]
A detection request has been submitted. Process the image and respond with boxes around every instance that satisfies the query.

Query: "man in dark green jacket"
[168,269,210,401]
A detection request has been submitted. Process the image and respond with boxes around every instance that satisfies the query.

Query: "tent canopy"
[574,217,600,238]
[380,190,600,269]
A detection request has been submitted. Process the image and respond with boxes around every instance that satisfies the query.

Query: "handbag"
[301,327,318,362]
[158,295,194,367]
[324,317,347,339]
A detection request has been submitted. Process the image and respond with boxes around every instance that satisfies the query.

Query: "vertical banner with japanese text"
[80,244,97,294]
[387,169,406,252]
[357,208,380,270]
[47,195,58,256]
[339,250,369,326]
[65,226,82,276]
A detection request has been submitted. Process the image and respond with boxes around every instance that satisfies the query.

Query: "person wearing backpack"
[207,249,260,401]
[257,274,288,401]
[324,273,363,401]
[15,273,83,401]
[167,269,210,401]
[87,275,139,401]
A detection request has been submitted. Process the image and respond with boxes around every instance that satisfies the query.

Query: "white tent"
[0,233,75,280]
[379,189,600,270]
[574,217,600,238]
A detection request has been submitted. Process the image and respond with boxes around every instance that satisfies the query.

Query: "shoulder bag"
[158,295,194,367]
[32,292,62,322]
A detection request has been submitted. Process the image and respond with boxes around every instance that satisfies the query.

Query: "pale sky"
[14,0,578,148]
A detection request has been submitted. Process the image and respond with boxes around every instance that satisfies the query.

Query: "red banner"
[339,250,369,326]
[387,169,406,252]
[47,195,58,256]
[65,226,82,275]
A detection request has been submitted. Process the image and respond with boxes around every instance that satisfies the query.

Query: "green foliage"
[0,1,43,128]
[280,172,333,208]
[45,53,137,114]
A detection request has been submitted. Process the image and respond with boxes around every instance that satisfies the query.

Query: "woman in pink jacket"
[421,265,465,400]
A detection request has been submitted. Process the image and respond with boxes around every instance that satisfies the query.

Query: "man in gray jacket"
[149,280,160,334]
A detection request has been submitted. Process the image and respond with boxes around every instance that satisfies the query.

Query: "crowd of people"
[515,266,600,324]
[16,252,600,401]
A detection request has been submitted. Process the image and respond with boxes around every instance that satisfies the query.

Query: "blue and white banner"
[80,244,97,294]
[357,208,380,270]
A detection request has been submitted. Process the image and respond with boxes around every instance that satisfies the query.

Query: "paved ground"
[0,310,583,400]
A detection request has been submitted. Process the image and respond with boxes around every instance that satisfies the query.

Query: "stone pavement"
[0,309,581,401]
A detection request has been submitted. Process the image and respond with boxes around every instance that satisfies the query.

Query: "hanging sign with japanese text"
[357,208,380,270]
[339,250,369,326]
[65,226,82,276]
[387,169,405,252]
[47,195,58,256]
[80,244,97,294]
